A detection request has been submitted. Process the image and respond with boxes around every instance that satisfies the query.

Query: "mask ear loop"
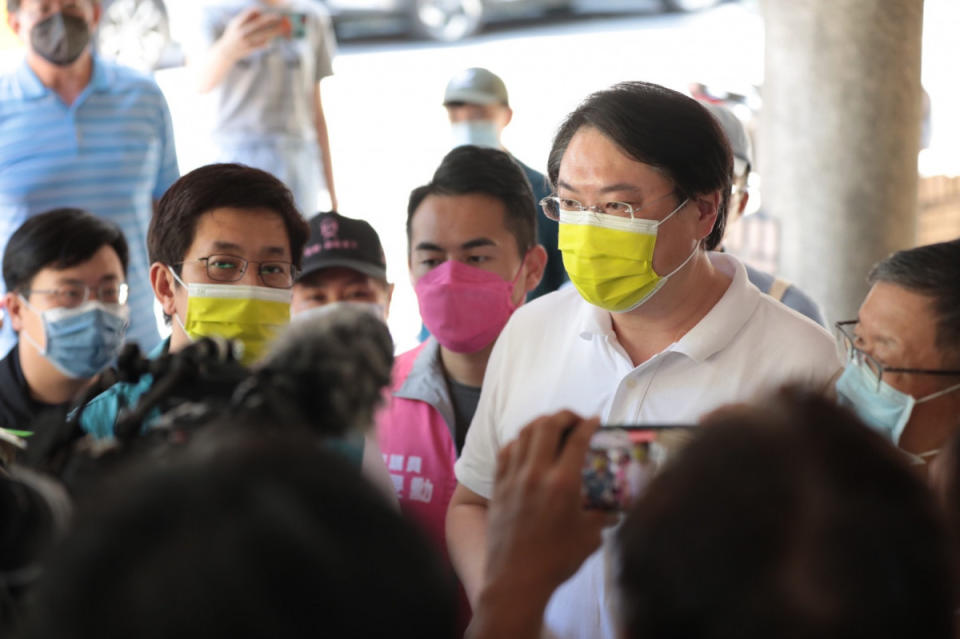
[166,266,194,343]
[915,381,960,405]
[652,197,689,227]
[16,294,47,355]
[509,250,531,286]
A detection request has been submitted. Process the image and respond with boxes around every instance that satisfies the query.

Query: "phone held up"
[581,425,696,511]
[281,12,307,39]
[284,11,307,40]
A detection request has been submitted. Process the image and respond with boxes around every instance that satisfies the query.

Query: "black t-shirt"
[447,377,482,455]
[0,346,59,433]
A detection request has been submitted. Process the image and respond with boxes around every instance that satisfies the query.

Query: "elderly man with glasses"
[77,163,309,441]
[835,238,960,466]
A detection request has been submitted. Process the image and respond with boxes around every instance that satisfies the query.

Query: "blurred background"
[2,0,958,350]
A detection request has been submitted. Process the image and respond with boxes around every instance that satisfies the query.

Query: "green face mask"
[558,198,694,313]
[171,269,292,366]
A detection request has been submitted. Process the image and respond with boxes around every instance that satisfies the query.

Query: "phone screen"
[582,425,696,511]
[285,12,307,39]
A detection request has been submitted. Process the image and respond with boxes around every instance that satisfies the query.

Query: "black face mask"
[30,12,91,66]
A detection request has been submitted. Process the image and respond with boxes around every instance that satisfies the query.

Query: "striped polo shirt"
[0,54,179,356]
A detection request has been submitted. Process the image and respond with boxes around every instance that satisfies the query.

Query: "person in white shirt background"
[446,80,842,639]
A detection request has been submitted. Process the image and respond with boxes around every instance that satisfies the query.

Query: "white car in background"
[97,0,727,71]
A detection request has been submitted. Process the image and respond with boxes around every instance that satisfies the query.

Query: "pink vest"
[375,339,459,555]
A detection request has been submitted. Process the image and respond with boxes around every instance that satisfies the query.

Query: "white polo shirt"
[454,252,841,639]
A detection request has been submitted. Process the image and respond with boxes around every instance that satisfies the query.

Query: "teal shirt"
[77,336,365,466]
[78,338,169,440]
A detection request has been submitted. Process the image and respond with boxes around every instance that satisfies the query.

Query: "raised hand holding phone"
[218,7,286,61]
[469,411,615,639]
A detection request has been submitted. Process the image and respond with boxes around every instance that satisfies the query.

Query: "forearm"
[446,500,489,606]
[314,92,336,209]
[468,577,551,639]
[191,41,237,93]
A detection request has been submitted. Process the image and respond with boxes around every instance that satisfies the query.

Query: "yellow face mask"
[558,199,694,313]
[172,274,292,366]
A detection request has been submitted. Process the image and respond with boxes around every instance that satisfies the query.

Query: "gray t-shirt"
[188,0,336,141]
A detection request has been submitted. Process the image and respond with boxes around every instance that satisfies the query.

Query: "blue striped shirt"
[0,55,179,355]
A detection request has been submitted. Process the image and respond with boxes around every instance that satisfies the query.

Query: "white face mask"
[451,120,501,149]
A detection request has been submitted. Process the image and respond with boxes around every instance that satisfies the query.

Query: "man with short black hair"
[447,82,840,638]
[835,238,960,465]
[0,209,129,432]
[78,163,309,440]
[377,145,545,556]
[443,67,564,299]
[291,211,393,321]
[1,0,179,354]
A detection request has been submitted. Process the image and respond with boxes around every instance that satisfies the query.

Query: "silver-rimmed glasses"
[539,190,680,222]
[834,320,960,392]
[25,282,129,307]
[178,254,298,289]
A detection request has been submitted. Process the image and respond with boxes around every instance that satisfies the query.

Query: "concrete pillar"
[761,0,925,323]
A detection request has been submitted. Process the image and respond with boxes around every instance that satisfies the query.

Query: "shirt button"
[625,378,638,389]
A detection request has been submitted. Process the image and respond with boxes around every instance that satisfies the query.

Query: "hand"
[216,8,286,61]
[485,411,613,601]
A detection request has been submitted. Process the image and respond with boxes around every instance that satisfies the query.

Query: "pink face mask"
[415,259,524,354]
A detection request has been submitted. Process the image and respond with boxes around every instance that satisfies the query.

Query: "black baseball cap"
[298,211,388,283]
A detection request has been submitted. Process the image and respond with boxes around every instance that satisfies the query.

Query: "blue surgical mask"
[20,298,130,379]
[451,120,501,149]
[835,360,960,446]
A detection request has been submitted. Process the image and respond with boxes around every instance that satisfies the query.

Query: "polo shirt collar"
[15,58,47,100]
[14,53,111,100]
[669,252,759,363]
[573,251,760,363]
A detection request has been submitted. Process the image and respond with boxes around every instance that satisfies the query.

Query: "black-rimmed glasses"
[178,255,298,289]
[834,320,960,392]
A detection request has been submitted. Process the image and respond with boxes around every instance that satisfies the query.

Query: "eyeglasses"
[179,254,298,289]
[539,191,679,222]
[25,282,129,308]
[834,320,960,392]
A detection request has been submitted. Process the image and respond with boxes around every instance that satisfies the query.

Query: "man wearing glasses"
[78,163,309,440]
[0,208,130,434]
[447,82,842,639]
[835,239,960,466]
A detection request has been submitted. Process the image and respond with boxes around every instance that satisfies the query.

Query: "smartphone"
[282,12,307,39]
[582,425,696,511]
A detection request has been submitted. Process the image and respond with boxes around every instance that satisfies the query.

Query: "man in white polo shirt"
[447,81,842,639]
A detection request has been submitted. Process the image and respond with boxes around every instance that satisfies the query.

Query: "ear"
[737,190,750,217]
[4,292,26,333]
[500,106,513,129]
[383,282,395,320]
[521,245,547,296]
[150,262,178,317]
[695,190,722,242]
[90,0,103,29]
[7,8,22,39]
